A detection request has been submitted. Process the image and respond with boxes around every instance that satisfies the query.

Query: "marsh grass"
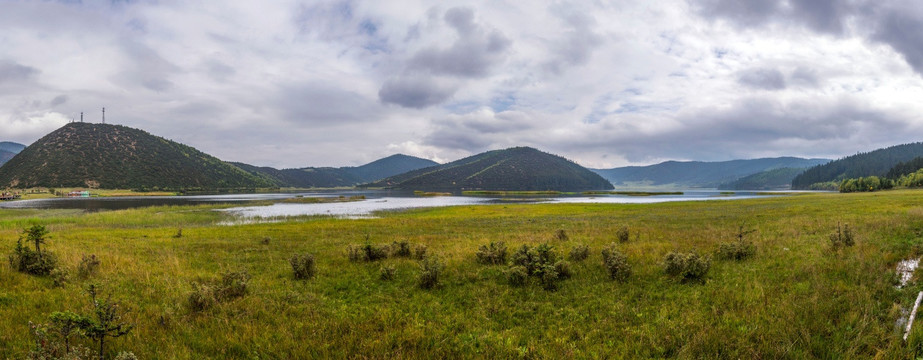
[2,191,923,357]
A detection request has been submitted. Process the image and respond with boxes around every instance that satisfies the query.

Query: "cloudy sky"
[2,0,923,168]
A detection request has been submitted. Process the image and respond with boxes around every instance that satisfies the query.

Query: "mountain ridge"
[593,157,830,188]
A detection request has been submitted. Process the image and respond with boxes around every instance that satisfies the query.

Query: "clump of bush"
[616,226,630,243]
[554,229,568,241]
[507,243,572,291]
[188,270,251,311]
[418,256,443,289]
[413,244,428,260]
[290,253,316,280]
[379,265,396,281]
[391,241,412,257]
[829,222,855,250]
[663,251,711,282]
[718,226,757,261]
[50,268,70,288]
[78,254,101,278]
[9,224,57,276]
[601,243,631,281]
[347,243,390,262]
[569,244,589,261]
[475,241,508,265]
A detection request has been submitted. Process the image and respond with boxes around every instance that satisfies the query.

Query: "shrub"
[829,222,855,250]
[663,251,711,282]
[418,256,443,289]
[616,226,630,243]
[569,244,589,261]
[554,260,573,279]
[78,254,101,278]
[290,253,316,280]
[554,229,568,241]
[475,241,508,265]
[507,243,568,290]
[347,244,389,262]
[505,265,528,286]
[50,267,70,288]
[347,244,365,262]
[216,270,250,299]
[391,241,412,257]
[9,225,57,276]
[188,270,251,311]
[413,244,428,260]
[187,282,218,312]
[601,243,631,281]
[83,284,133,359]
[536,264,560,291]
[379,265,396,281]
[718,226,757,261]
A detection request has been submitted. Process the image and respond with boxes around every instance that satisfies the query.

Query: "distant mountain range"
[792,142,923,189]
[365,147,614,191]
[232,154,439,188]
[592,157,830,189]
[717,167,809,190]
[0,141,26,167]
[0,123,273,189]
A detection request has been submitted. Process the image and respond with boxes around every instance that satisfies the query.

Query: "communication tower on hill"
[102,107,105,124]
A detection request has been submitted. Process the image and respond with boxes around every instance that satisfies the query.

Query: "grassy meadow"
[4,190,923,358]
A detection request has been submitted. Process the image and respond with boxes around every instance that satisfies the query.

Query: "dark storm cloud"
[737,68,786,90]
[379,6,510,108]
[0,61,39,84]
[872,8,923,74]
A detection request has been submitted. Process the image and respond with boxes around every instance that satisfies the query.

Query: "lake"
[0,189,791,218]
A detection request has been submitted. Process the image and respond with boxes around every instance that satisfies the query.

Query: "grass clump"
[50,268,71,288]
[475,241,508,265]
[418,256,443,289]
[289,253,316,280]
[9,224,57,276]
[77,254,101,278]
[413,244,428,260]
[347,244,389,262]
[663,251,711,282]
[718,226,757,261]
[829,222,855,250]
[616,226,630,243]
[569,244,589,261]
[379,265,395,281]
[390,241,412,258]
[188,270,251,311]
[601,243,631,281]
[554,229,568,241]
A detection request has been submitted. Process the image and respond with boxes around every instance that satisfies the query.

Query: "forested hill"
[0,141,26,167]
[717,167,808,190]
[593,157,830,188]
[0,123,273,189]
[231,154,438,188]
[791,142,923,189]
[364,147,614,191]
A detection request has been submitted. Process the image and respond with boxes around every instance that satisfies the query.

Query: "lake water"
[0,189,790,217]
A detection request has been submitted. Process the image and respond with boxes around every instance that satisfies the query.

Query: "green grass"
[4,191,923,358]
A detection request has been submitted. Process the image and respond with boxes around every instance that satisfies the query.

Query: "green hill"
[592,157,830,188]
[792,142,923,189]
[717,167,808,190]
[0,123,273,190]
[232,154,439,188]
[365,147,613,191]
[0,141,26,167]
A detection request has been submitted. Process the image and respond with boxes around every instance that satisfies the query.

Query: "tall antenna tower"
[102,107,105,124]
[80,112,83,123]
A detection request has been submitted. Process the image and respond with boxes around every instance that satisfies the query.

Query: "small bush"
[9,225,57,276]
[187,282,217,312]
[413,244,428,260]
[115,352,139,360]
[568,244,589,261]
[536,264,560,291]
[347,244,389,262]
[717,240,756,261]
[216,270,250,299]
[554,229,568,241]
[510,244,540,275]
[616,226,630,243]
[391,241,412,257]
[554,260,573,279]
[601,243,631,281]
[379,265,395,281]
[347,244,365,262]
[188,270,251,311]
[77,254,101,278]
[829,222,855,250]
[50,267,70,288]
[418,256,443,289]
[507,243,567,290]
[505,265,528,286]
[663,251,711,282]
[475,241,508,265]
[290,253,316,280]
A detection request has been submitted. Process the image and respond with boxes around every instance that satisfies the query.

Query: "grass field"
[4,190,923,358]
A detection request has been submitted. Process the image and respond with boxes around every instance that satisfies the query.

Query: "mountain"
[717,167,809,190]
[0,123,273,190]
[0,141,26,167]
[792,142,923,189]
[593,157,830,189]
[231,154,439,188]
[365,147,614,191]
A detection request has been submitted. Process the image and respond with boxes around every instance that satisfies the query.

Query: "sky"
[1,0,923,169]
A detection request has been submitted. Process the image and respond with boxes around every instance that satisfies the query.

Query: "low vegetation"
[663,250,711,282]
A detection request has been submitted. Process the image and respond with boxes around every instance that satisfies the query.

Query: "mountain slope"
[717,167,808,190]
[366,147,614,191]
[792,142,923,189]
[593,157,830,188]
[0,123,272,189]
[0,141,26,167]
[231,154,438,188]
